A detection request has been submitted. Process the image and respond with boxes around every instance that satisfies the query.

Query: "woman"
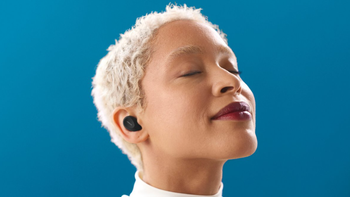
[91,3,257,197]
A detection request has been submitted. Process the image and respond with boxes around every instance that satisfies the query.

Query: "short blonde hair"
[91,3,228,173]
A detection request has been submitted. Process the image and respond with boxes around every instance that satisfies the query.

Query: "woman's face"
[138,20,257,160]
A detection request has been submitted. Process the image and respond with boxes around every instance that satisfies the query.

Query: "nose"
[212,67,243,97]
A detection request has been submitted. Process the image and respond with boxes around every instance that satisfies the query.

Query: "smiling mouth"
[211,101,251,120]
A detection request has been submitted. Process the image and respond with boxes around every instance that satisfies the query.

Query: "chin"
[218,136,258,160]
[234,137,258,159]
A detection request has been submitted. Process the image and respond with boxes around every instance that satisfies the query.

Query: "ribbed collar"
[126,170,224,197]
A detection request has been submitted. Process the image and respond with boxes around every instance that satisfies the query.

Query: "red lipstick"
[212,101,252,121]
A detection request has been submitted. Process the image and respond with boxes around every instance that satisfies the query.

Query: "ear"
[112,106,149,144]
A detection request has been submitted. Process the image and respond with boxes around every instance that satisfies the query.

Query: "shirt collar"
[128,170,224,197]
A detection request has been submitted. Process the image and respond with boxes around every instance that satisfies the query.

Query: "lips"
[211,101,251,120]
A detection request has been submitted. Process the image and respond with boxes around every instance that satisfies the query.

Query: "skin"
[113,19,257,195]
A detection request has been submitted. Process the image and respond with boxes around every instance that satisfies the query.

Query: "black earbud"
[123,116,142,132]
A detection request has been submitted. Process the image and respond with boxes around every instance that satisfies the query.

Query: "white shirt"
[121,170,224,197]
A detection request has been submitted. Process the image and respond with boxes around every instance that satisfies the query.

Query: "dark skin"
[113,19,257,195]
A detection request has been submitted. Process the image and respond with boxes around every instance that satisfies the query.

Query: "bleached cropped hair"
[91,3,228,173]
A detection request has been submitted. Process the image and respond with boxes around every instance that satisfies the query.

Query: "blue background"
[1,0,349,196]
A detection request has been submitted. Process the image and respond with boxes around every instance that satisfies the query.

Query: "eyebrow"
[166,45,236,63]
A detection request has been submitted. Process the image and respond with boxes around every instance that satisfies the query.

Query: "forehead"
[149,20,234,64]
[166,44,235,64]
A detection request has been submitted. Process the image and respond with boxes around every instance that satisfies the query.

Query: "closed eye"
[181,70,242,77]
[181,71,202,77]
[229,70,242,75]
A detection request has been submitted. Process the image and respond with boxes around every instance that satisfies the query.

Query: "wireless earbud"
[123,116,142,132]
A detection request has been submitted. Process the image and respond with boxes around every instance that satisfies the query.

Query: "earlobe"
[112,107,149,144]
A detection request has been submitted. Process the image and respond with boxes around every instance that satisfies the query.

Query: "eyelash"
[182,70,242,77]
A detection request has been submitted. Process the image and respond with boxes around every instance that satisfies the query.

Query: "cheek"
[143,85,208,155]
[153,82,204,116]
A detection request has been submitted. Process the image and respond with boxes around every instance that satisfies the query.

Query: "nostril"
[221,86,233,93]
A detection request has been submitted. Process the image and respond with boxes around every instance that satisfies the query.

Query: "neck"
[140,151,225,195]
